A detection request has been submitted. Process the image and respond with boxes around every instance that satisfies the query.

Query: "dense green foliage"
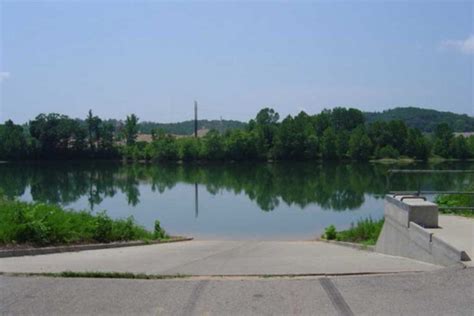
[323,217,384,245]
[436,184,474,217]
[364,107,474,132]
[122,107,472,162]
[1,107,474,162]
[0,111,119,160]
[0,194,167,246]
[123,114,139,146]
[139,119,246,135]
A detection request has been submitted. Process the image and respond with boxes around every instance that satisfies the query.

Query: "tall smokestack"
[194,100,198,138]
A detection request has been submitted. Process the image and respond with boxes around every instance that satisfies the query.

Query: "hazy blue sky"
[1,1,472,123]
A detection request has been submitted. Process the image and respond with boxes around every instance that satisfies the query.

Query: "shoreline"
[0,236,193,258]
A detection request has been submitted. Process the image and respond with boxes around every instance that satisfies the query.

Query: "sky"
[0,1,473,123]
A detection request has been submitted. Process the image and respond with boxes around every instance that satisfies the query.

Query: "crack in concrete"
[180,279,209,316]
[320,277,354,316]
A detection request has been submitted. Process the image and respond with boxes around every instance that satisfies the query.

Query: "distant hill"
[364,107,474,132]
[137,107,474,135]
[138,119,247,135]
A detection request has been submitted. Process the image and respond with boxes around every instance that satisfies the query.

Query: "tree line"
[1,107,474,162]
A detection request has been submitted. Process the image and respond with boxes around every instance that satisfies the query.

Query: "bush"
[179,138,201,161]
[376,145,399,159]
[94,211,113,242]
[324,225,337,240]
[322,217,384,245]
[154,220,168,239]
[0,195,167,246]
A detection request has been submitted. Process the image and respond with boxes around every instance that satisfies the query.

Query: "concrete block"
[384,198,410,227]
[385,195,438,228]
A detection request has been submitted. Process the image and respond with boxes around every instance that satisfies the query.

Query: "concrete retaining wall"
[376,195,467,266]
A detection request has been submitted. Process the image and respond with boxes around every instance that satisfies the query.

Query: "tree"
[321,127,337,160]
[348,127,373,161]
[256,108,279,126]
[225,129,258,161]
[375,145,399,159]
[149,134,179,162]
[331,107,364,131]
[0,120,28,160]
[335,130,349,159]
[72,122,87,154]
[201,130,225,160]
[99,122,115,154]
[273,112,318,160]
[368,120,408,155]
[467,136,474,158]
[405,128,430,160]
[29,113,78,157]
[433,123,453,158]
[85,110,102,151]
[253,108,280,159]
[450,136,469,160]
[313,110,331,137]
[123,114,139,146]
[387,120,408,153]
[180,138,201,161]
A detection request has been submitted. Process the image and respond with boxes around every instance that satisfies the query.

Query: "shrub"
[324,225,337,240]
[376,145,400,159]
[94,211,113,242]
[0,194,167,246]
[154,220,168,239]
[322,217,384,245]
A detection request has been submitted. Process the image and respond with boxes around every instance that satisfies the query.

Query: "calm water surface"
[1,162,472,240]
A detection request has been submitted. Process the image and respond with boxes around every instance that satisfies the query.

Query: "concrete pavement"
[0,240,440,275]
[1,267,472,315]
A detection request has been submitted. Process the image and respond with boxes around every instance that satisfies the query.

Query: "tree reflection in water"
[0,161,472,212]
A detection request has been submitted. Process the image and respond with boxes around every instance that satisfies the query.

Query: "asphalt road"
[1,267,472,315]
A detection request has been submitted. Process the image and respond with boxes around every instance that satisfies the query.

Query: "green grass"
[436,185,474,218]
[323,217,384,246]
[0,194,168,247]
[438,209,474,218]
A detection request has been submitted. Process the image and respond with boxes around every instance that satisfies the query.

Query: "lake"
[0,161,472,240]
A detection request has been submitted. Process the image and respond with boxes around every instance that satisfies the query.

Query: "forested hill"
[139,107,474,135]
[364,107,474,132]
[138,119,246,135]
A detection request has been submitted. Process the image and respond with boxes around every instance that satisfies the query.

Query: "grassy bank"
[436,187,474,218]
[0,194,168,247]
[370,157,415,164]
[323,217,384,246]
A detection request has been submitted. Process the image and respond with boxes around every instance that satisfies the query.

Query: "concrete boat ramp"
[1,195,472,316]
[0,240,440,276]
[1,195,471,276]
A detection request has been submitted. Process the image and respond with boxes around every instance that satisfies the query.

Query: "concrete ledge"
[0,237,193,258]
